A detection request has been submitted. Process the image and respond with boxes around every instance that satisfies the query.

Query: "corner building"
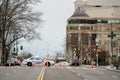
[66,0,120,64]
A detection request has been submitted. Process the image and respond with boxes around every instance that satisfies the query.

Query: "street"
[0,0,120,80]
[0,63,120,80]
[44,64,120,80]
[44,67,84,80]
[0,67,42,80]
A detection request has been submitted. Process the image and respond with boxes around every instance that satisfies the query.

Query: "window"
[95,5,102,7]
[30,58,34,60]
[108,20,120,24]
[105,27,110,31]
[97,20,101,23]
[101,20,108,23]
[117,34,120,38]
[104,34,108,38]
[91,26,93,30]
[81,26,90,30]
[68,19,120,24]
[70,26,78,30]
[36,57,41,60]
[68,19,97,24]
[97,27,101,31]
[97,34,102,38]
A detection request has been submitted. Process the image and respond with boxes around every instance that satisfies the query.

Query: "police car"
[22,56,55,67]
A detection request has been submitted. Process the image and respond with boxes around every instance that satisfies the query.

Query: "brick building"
[66,0,120,64]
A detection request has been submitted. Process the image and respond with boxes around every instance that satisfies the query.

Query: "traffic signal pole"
[108,23,116,67]
[110,23,113,67]
[96,43,99,68]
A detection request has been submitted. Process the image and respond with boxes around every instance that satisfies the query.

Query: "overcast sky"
[20,0,77,57]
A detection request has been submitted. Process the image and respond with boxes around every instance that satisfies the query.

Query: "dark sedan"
[69,60,80,66]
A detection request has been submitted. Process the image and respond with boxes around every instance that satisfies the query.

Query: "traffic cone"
[9,63,11,67]
[46,62,48,67]
[91,63,94,69]
[92,64,93,68]
[59,63,62,67]
[91,61,95,69]
[32,63,35,67]
[20,63,22,67]
[75,64,77,67]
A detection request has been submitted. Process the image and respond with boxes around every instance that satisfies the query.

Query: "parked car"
[5,59,15,66]
[13,58,21,66]
[22,56,55,67]
[5,58,21,66]
[69,60,80,66]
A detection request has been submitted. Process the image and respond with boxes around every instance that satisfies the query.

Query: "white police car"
[22,56,55,67]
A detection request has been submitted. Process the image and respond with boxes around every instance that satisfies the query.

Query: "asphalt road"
[44,67,84,80]
[0,64,120,80]
[43,66,120,80]
[0,66,42,80]
[67,66,120,80]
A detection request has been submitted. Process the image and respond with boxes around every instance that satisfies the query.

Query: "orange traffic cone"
[59,63,62,67]
[32,63,35,67]
[20,63,23,67]
[9,63,11,67]
[91,62,95,69]
[92,64,93,68]
[45,62,48,67]
[75,64,77,67]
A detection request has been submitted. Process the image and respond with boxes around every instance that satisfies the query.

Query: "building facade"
[66,0,120,64]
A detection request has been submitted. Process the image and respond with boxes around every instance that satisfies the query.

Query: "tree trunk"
[1,41,5,66]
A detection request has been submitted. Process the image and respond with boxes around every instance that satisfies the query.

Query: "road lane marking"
[37,67,45,80]
[41,67,45,80]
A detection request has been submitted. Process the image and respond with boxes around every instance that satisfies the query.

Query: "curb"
[106,68,120,73]
[106,66,120,73]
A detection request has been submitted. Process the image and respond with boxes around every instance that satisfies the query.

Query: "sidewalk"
[106,66,120,73]
[81,65,120,72]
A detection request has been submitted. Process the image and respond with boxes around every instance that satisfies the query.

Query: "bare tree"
[0,0,42,65]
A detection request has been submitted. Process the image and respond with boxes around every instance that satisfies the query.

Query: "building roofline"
[68,17,120,20]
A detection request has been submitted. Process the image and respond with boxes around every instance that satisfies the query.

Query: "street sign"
[97,45,102,49]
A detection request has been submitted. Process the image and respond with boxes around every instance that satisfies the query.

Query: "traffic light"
[20,46,23,50]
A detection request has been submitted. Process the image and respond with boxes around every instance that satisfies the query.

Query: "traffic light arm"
[108,31,116,39]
